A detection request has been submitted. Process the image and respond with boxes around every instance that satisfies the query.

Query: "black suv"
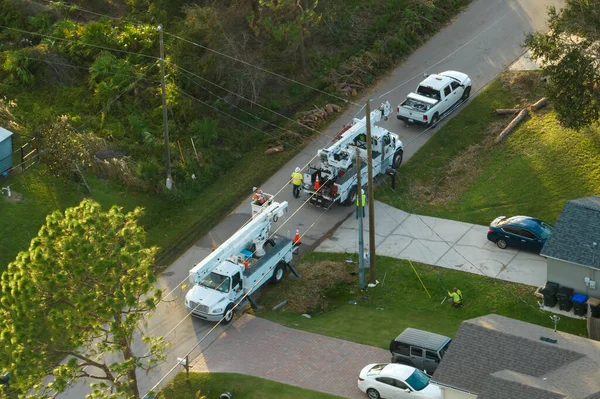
[390,328,451,375]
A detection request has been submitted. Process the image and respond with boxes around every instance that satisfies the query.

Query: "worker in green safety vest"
[447,287,463,308]
[291,167,303,198]
[356,189,366,219]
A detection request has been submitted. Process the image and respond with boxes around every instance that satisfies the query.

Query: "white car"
[358,363,441,399]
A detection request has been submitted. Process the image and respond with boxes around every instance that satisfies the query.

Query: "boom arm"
[188,201,288,284]
[318,101,391,166]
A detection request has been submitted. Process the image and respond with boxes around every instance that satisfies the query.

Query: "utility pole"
[158,25,172,190]
[356,149,365,290]
[365,100,377,283]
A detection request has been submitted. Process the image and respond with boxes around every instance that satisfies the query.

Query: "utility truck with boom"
[396,71,471,127]
[185,199,299,324]
[302,101,404,207]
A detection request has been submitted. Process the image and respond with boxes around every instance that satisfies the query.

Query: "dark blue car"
[487,216,553,253]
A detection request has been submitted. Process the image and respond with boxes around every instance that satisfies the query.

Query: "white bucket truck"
[185,199,299,323]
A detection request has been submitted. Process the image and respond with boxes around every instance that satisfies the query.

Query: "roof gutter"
[541,254,600,271]
[432,380,478,396]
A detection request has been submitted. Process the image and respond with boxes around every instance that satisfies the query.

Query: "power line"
[43,0,118,20]
[175,88,312,156]
[173,63,337,142]
[163,31,361,107]
[0,25,159,60]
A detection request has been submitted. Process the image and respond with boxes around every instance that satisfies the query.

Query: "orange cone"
[314,175,320,190]
[293,228,301,246]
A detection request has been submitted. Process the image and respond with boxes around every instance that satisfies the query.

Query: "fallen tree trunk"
[496,109,528,143]
[495,109,520,115]
[528,97,548,111]
[264,145,284,155]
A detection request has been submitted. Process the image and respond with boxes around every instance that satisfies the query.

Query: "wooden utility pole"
[365,100,377,283]
[158,25,172,190]
[356,149,365,290]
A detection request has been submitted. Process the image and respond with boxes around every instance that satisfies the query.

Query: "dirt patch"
[270,260,356,314]
[499,71,545,107]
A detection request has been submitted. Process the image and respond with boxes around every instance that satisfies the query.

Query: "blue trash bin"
[572,293,588,316]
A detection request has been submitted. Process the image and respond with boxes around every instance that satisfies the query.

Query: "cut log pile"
[296,103,342,130]
[495,97,547,143]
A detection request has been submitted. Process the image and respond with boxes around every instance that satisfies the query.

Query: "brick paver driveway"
[190,314,389,398]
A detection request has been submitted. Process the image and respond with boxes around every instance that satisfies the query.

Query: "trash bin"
[572,294,588,316]
[557,286,574,312]
[588,297,600,318]
[541,282,559,308]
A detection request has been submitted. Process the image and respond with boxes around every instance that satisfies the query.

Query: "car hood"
[186,285,228,309]
[418,382,441,398]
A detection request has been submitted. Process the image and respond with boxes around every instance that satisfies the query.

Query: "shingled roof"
[432,314,600,399]
[540,196,600,269]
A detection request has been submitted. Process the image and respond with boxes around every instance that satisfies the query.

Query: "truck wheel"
[271,262,286,284]
[392,149,403,169]
[430,113,440,127]
[223,303,235,324]
[462,86,471,100]
[343,186,357,206]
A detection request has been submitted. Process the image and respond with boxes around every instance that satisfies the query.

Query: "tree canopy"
[0,199,165,399]
[525,0,600,130]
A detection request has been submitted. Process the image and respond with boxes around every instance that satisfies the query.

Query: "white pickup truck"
[397,71,472,127]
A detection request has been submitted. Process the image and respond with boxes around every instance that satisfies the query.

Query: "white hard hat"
[361,189,365,194]
[295,167,301,173]
[253,186,258,192]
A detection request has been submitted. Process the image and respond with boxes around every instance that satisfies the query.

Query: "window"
[383,134,391,146]
[520,230,537,239]
[395,343,410,356]
[425,350,439,362]
[376,377,394,385]
[200,273,230,293]
[416,85,441,101]
[232,272,242,290]
[443,85,451,96]
[405,369,430,391]
[440,341,451,358]
[451,81,461,90]
[410,347,422,357]
[502,227,521,235]
[391,379,409,390]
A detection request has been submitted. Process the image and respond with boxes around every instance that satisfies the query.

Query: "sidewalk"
[190,314,389,399]
[317,201,547,287]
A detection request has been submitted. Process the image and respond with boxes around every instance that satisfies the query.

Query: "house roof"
[541,196,600,269]
[432,314,600,399]
[0,126,13,142]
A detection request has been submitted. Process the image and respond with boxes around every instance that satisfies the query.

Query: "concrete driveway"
[317,201,547,287]
[190,314,389,399]
[56,0,562,397]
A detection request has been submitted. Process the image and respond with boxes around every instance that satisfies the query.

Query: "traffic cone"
[314,175,320,190]
[293,228,301,254]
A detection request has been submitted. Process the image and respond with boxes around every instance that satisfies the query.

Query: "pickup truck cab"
[397,71,471,127]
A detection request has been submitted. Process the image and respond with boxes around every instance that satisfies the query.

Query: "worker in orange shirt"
[252,187,267,205]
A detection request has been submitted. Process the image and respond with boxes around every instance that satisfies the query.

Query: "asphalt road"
[58,0,563,397]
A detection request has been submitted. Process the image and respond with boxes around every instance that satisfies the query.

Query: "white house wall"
[546,258,599,297]
[440,386,478,399]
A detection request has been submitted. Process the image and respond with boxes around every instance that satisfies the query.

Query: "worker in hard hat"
[291,167,303,198]
[252,187,267,205]
[356,188,366,219]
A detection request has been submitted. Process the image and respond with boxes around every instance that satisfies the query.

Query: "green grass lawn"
[376,71,600,226]
[0,146,295,272]
[257,253,587,350]
[158,372,343,399]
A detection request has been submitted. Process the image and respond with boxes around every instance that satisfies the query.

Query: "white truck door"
[439,84,452,115]
[450,81,463,107]
[231,272,243,301]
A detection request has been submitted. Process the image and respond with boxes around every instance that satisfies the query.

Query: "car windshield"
[367,364,386,376]
[537,222,553,239]
[200,272,230,293]
[405,369,430,391]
